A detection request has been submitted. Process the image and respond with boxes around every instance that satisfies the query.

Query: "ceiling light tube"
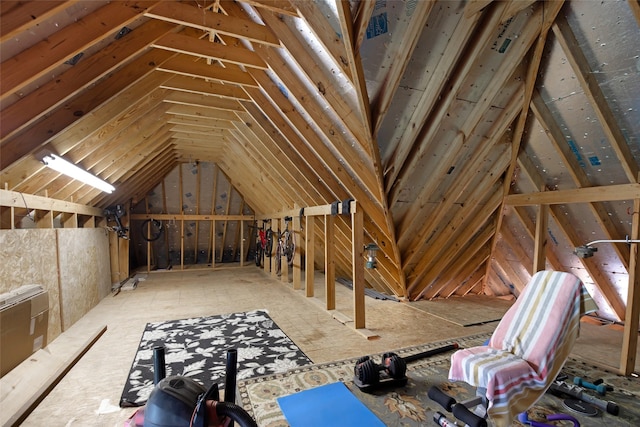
[42,153,115,194]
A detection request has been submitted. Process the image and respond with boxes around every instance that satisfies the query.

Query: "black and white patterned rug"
[119,309,311,407]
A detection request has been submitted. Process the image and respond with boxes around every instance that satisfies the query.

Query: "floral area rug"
[119,309,311,407]
[237,333,640,427]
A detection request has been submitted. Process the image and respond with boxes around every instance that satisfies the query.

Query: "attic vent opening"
[115,27,132,40]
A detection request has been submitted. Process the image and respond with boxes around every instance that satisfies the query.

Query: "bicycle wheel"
[255,242,262,267]
[286,231,295,266]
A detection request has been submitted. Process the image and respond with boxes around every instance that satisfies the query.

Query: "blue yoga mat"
[277,381,385,427]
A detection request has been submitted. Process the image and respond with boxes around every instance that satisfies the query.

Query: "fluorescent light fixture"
[42,153,115,193]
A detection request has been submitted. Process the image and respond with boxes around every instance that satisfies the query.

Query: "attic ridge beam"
[144,1,281,47]
[371,0,434,135]
[152,33,268,69]
[0,189,102,217]
[552,14,638,183]
[0,1,161,103]
[505,184,640,205]
[156,55,258,87]
[0,0,78,43]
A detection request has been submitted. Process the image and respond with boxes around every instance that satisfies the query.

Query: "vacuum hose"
[214,401,258,427]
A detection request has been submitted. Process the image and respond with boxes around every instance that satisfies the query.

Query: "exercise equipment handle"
[428,386,456,412]
[452,403,487,427]
[403,343,459,363]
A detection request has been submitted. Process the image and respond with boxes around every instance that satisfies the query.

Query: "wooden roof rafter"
[552,13,638,183]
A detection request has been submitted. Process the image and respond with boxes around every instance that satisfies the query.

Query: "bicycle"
[253,220,273,267]
[275,216,295,275]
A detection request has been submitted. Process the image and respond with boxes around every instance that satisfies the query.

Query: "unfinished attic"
[1,0,640,425]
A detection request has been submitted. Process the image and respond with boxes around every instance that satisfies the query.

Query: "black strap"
[342,198,354,215]
[331,201,339,216]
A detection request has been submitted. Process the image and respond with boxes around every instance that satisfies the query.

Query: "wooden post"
[533,204,548,272]
[240,220,244,267]
[621,197,640,375]
[352,208,365,329]
[305,215,315,297]
[325,214,335,310]
[292,212,302,290]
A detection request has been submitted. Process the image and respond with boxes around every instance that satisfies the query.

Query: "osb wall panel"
[0,229,62,343]
[57,228,111,329]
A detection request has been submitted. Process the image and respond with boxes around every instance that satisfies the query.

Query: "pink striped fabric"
[448,270,597,427]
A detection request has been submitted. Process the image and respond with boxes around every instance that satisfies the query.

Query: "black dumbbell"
[354,352,407,385]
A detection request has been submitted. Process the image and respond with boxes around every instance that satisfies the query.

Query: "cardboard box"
[1,285,49,377]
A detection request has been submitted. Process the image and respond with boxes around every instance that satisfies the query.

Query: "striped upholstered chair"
[448,270,597,427]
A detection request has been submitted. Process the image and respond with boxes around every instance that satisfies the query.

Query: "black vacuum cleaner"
[127,347,257,427]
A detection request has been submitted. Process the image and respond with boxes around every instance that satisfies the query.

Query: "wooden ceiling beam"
[505,184,640,205]
[352,0,376,51]
[552,14,638,183]
[440,247,491,298]
[531,90,630,268]
[517,146,626,320]
[242,0,299,17]
[405,144,510,292]
[288,0,352,82]
[384,3,492,196]
[145,1,280,47]
[486,0,564,285]
[0,1,79,43]
[1,19,176,141]
[166,104,240,121]
[371,0,434,135]
[334,1,374,152]
[629,0,640,26]
[152,33,268,69]
[51,118,172,204]
[240,92,341,204]
[406,168,507,297]
[397,84,523,251]
[391,2,544,207]
[257,10,370,160]
[163,91,245,111]
[231,113,323,204]
[0,49,174,170]
[159,74,250,100]
[0,1,160,102]
[156,55,258,87]
[167,116,236,130]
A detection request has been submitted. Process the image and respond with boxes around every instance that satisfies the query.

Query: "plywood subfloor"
[408,295,514,326]
[4,267,637,426]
